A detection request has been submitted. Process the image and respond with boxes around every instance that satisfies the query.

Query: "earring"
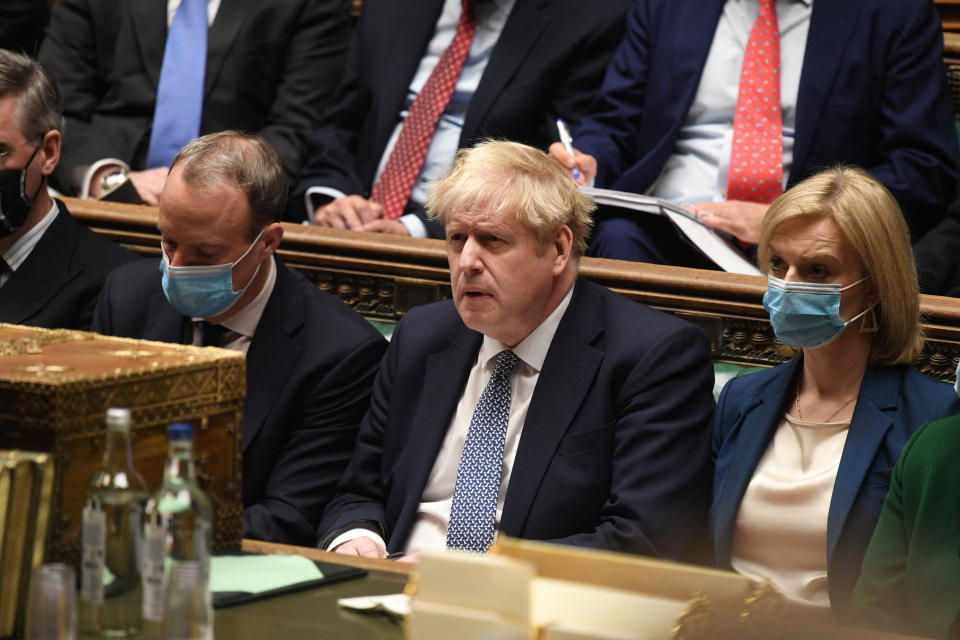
[860,307,879,334]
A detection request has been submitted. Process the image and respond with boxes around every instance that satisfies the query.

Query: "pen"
[384,551,405,560]
[556,118,582,181]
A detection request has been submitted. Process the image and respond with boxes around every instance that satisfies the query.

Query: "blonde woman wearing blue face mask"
[711,166,960,621]
[850,359,960,639]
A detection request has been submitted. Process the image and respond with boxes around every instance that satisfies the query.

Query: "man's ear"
[260,222,284,256]
[552,225,573,276]
[39,130,61,176]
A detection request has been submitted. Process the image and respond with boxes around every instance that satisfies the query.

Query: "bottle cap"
[167,422,193,441]
[105,407,131,432]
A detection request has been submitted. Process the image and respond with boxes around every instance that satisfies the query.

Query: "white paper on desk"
[580,186,761,276]
[338,593,411,618]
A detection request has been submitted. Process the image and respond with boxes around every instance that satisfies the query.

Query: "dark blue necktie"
[146,0,208,168]
[446,350,520,553]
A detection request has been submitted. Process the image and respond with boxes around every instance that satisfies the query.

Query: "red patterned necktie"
[370,0,477,220]
[726,0,782,204]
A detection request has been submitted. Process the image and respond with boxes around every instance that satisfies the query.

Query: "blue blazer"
[92,257,387,547]
[711,358,960,610]
[574,0,958,241]
[318,278,716,560]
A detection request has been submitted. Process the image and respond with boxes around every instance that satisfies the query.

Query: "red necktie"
[726,0,782,204]
[370,0,477,220]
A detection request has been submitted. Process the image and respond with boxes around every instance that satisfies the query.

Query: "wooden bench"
[67,197,960,382]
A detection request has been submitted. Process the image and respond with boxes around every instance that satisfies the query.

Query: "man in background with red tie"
[549,0,958,267]
[289,0,630,238]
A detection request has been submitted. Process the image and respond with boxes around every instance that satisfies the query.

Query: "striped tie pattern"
[726,0,783,203]
[369,0,477,220]
[446,350,520,553]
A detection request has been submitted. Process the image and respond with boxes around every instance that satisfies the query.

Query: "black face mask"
[0,141,43,239]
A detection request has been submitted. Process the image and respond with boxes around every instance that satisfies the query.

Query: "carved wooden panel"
[66,198,960,380]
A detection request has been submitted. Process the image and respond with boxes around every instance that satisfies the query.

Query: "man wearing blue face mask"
[0,50,136,329]
[92,131,388,546]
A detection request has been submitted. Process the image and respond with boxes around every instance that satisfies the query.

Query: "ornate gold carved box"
[0,324,245,565]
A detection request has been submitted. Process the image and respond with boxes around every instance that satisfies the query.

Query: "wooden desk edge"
[241,538,413,579]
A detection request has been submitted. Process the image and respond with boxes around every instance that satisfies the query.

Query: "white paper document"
[580,186,762,275]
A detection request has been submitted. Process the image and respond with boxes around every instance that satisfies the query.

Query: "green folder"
[211,552,366,608]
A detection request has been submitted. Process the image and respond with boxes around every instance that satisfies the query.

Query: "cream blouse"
[731,412,850,608]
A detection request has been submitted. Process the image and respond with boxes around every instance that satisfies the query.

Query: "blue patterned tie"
[446,350,520,552]
[146,0,208,168]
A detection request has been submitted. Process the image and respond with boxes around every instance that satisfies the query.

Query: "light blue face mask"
[763,274,874,349]
[159,231,264,318]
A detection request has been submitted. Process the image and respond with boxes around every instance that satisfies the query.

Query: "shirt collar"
[198,255,277,339]
[0,200,59,272]
[478,282,575,374]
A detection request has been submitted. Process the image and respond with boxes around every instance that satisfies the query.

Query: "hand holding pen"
[548,119,597,186]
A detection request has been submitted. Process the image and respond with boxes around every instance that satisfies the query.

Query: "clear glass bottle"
[79,407,149,637]
[163,562,213,640]
[141,422,214,638]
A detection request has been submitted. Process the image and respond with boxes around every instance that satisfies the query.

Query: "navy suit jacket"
[92,257,387,546]
[318,278,716,560]
[711,358,960,610]
[0,200,135,330]
[574,0,958,241]
[289,0,630,233]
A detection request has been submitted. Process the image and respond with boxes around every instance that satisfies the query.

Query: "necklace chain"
[795,385,857,423]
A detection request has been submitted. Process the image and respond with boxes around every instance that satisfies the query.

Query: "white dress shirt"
[305,0,516,236]
[649,0,812,205]
[328,283,575,555]
[731,411,849,610]
[0,201,58,288]
[190,254,277,354]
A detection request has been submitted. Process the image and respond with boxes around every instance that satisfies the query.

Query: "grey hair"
[0,49,64,140]
[171,131,287,236]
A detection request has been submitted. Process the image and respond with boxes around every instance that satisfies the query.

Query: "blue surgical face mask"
[159,230,264,318]
[763,274,874,349]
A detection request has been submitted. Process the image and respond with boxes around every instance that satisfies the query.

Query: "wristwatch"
[99,169,128,197]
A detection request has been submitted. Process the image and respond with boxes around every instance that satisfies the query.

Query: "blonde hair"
[758,166,922,365]
[426,140,595,256]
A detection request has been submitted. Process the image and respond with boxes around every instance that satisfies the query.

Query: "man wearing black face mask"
[0,50,135,330]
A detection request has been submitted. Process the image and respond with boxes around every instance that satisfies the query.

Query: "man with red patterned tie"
[289,0,630,238]
[549,0,958,268]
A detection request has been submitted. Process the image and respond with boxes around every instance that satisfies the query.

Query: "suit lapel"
[396,328,481,523]
[792,0,860,181]
[668,0,725,104]
[0,208,80,324]
[203,0,256,98]
[241,262,304,451]
[128,0,167,88]
[143,289,191,343]
[499,281,604,536]
[826,365,896,564]
[461,0,551,144]
[713,358,800,566]
[373,0,447,157]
